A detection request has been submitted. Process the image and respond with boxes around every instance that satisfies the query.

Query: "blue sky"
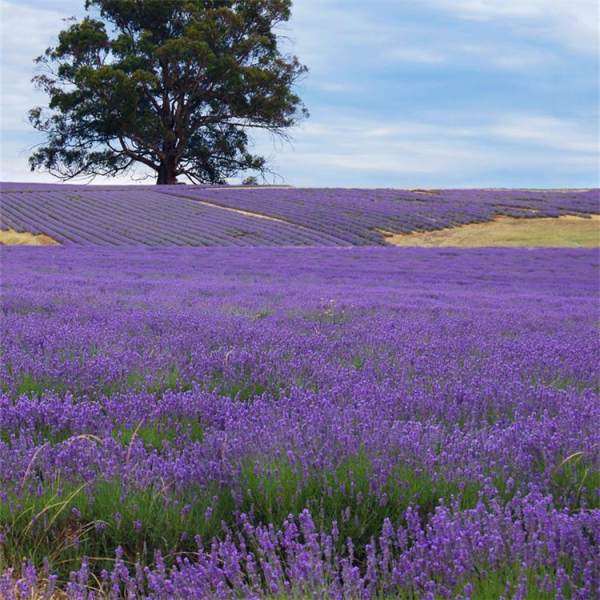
[0,0,598,187]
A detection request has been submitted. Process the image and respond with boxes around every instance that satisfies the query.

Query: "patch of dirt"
[193,199,287,222]
[409,189,440,195]
[0,228,60,246]
[381,215,600,248]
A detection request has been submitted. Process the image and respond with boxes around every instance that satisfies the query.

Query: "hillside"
[1,184,598,246]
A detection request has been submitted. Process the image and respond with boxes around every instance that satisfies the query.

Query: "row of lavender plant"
[1,247,598,597]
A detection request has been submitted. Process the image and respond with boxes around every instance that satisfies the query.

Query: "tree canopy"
[29,0,308,184]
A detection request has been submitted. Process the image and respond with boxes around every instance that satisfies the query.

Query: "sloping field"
[1,183,598,246]
[0,187,346,246]
[184,187,600,244]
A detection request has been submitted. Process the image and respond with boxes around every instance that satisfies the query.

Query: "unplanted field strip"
[163,191,289,223]
[380,215,600,248]
[0,228,59,246]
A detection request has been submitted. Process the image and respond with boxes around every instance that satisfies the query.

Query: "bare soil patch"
[409,189,440,195]
[192,199,287,222]
[381,215,600,248]
[0,228,60,246]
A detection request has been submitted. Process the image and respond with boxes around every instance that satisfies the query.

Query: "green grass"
[14,373,65,399]
[0,452,482,577]
[551,452,600,509]
[0,479,233,576]
[460,565,575,600]
[351,356,365,370]
[3,425,74,447]
[6,364,199,402]
[112,417,204,450]
[217,380,268,401]
[240,452,482,555]
[2,447,596,583]
[102,365,193,398]
[207,370,270,401]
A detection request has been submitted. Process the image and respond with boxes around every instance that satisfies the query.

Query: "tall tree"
[29,0,307,184]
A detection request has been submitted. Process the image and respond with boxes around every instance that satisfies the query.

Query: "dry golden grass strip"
[0,229,59,246]
[381,215,600,247]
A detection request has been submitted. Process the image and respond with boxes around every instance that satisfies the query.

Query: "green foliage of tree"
[29,0,308,184]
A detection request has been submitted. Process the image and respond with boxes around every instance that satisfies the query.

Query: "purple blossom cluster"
[0,246,599,598]
[1,185,598,246]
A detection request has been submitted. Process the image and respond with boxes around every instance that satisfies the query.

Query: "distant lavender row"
[189,187,600,244]
[1,247,598,597]
[1,185,598,246]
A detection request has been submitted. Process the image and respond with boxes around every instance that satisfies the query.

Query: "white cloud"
[386,47,446,65]
[0,0,129,183]
[281,0,580,89]
[485,115,599,153]
[425,0,599,54]
[0,1,79,133]
[0,1,68,179]
[453,43,549,69]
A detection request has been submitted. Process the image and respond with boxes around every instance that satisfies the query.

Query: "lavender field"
[1,246,599,599]
[1,185,598,246]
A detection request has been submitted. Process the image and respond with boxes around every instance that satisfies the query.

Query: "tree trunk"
[156,156,178,184]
